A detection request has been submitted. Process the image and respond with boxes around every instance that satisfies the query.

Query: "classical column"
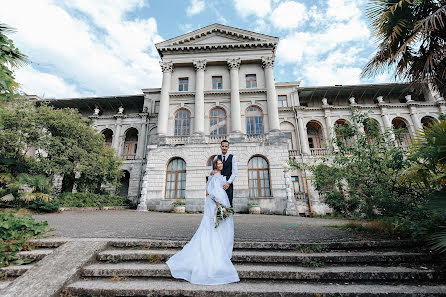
[406,96,422,133]
[378,98,396,142]
[297,116,311,155]
[227,58,242,135]
[262,56,280,132]
[322,104,336,151]
[113,117,123,154]
[157,61,173,137]
[193,60,206,136]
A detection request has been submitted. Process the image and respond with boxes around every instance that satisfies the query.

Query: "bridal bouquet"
[210,196,234,228]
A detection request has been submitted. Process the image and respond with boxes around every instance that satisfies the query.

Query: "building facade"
[40,24,446,215]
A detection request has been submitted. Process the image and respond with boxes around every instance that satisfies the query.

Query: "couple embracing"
[166,140,240,285]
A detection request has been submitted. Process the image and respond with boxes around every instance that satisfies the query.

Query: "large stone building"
[39,24,445,215]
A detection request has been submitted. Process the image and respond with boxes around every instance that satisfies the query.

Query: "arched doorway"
[123,128,138,160]
[118,170,130,197]
[102,129,113,147]
[392,117,411,148]
[421,116,436,129]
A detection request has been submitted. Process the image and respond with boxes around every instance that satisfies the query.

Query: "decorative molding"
[160,61,173,73]
[227,58,241,70]
[261,56,275,69]
[193,59,207,71]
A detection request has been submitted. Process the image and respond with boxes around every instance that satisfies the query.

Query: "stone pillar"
[297,116,311,155]
[283,164,297,216]
[322,104,336,151]
[228,58,242,138]
[407,100,422,133]
[157,61,173,137]
[378,99,396,142]
[113,116,123,155]
[262,56,280,132]
[193,60,206,137]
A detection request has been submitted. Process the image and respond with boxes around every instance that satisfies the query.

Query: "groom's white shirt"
[209,153,238,184]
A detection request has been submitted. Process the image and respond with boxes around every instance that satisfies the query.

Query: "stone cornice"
[170,91,195,97]
[157,41,277,55]
[240,88,267,94]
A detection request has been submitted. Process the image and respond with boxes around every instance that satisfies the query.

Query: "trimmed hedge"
[57,193,131,208]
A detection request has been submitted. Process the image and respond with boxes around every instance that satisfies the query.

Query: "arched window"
[123,128,138,160]
[364,118,381,144]
[210,108,226,135]
[207,155,217,167]
[392,117,411,147]
[174,109,191,136]
[165,158,186,199]
[246,106,263,135]
[102,129,113,147]
[306,121,323,149]
[248,156,271,197]
[421,116,436,129]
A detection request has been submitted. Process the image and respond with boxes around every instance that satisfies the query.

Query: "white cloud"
[327,0,362,21]
[270,1,306,30]
[15,66,87,98]
[3,0,163,98]
[303,63,362,86]
[186,0,205,16]
[233,0,271,18]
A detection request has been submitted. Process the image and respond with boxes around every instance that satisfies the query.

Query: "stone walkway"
[33,210,356,242]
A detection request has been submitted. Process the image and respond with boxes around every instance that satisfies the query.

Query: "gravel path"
[33,210,357,243]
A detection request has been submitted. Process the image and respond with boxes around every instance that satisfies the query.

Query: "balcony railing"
[207,134,228,143]
[310,148,329,156]
[165,136,191,145]
[246,134,265,142]
[289,150,299,157]
[122,154,137,160]
[294,192,308,200]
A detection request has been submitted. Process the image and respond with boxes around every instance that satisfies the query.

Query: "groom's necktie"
[222,155,225,163]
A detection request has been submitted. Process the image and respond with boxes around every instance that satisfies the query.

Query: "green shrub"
[28,198,60,213]
[172,200,185,207]
[57,192,131,208]
[0,212,50,267]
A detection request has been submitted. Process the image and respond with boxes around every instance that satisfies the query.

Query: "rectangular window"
[246,74,257,88]
[212,76,223,89]
[154,101,160,113]
[284,132,294,150]
[278,95,288,107]
[291,176,301,193]
[179,78,189,91]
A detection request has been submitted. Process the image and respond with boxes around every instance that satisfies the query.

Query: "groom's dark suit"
[217,154,234,207]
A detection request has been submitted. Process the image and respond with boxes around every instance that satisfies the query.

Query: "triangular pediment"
[155,24,278,53]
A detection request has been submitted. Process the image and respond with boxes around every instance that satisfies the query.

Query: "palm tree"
[404,119,446,252]
[362,0,446,98]
[0,23,29,96]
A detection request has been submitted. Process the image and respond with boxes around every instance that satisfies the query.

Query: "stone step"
[16,249,54,261]
[0,280,12,290]
[109,239,421,251]
[0,264,34,277]
[81,263,440,281]
[64,279,446,296]
[29,238,67,248]
[97,249,433,264]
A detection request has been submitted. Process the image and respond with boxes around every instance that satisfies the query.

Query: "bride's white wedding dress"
[166,173,240,285]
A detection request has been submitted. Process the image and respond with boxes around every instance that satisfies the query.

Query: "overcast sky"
[3,0,394,98]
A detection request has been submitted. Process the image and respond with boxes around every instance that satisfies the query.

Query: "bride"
[166,159,240,285]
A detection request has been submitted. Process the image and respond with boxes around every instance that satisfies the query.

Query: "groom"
[210,140,238,207]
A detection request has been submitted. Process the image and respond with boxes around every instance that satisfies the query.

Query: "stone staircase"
[62,239,446,297]
[0,238,65,290]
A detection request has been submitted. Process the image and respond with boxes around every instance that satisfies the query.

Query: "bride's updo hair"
[213,158,222,170]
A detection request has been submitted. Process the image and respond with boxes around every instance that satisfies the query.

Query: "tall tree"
[362,0,446,98]
[0,23,28,100]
